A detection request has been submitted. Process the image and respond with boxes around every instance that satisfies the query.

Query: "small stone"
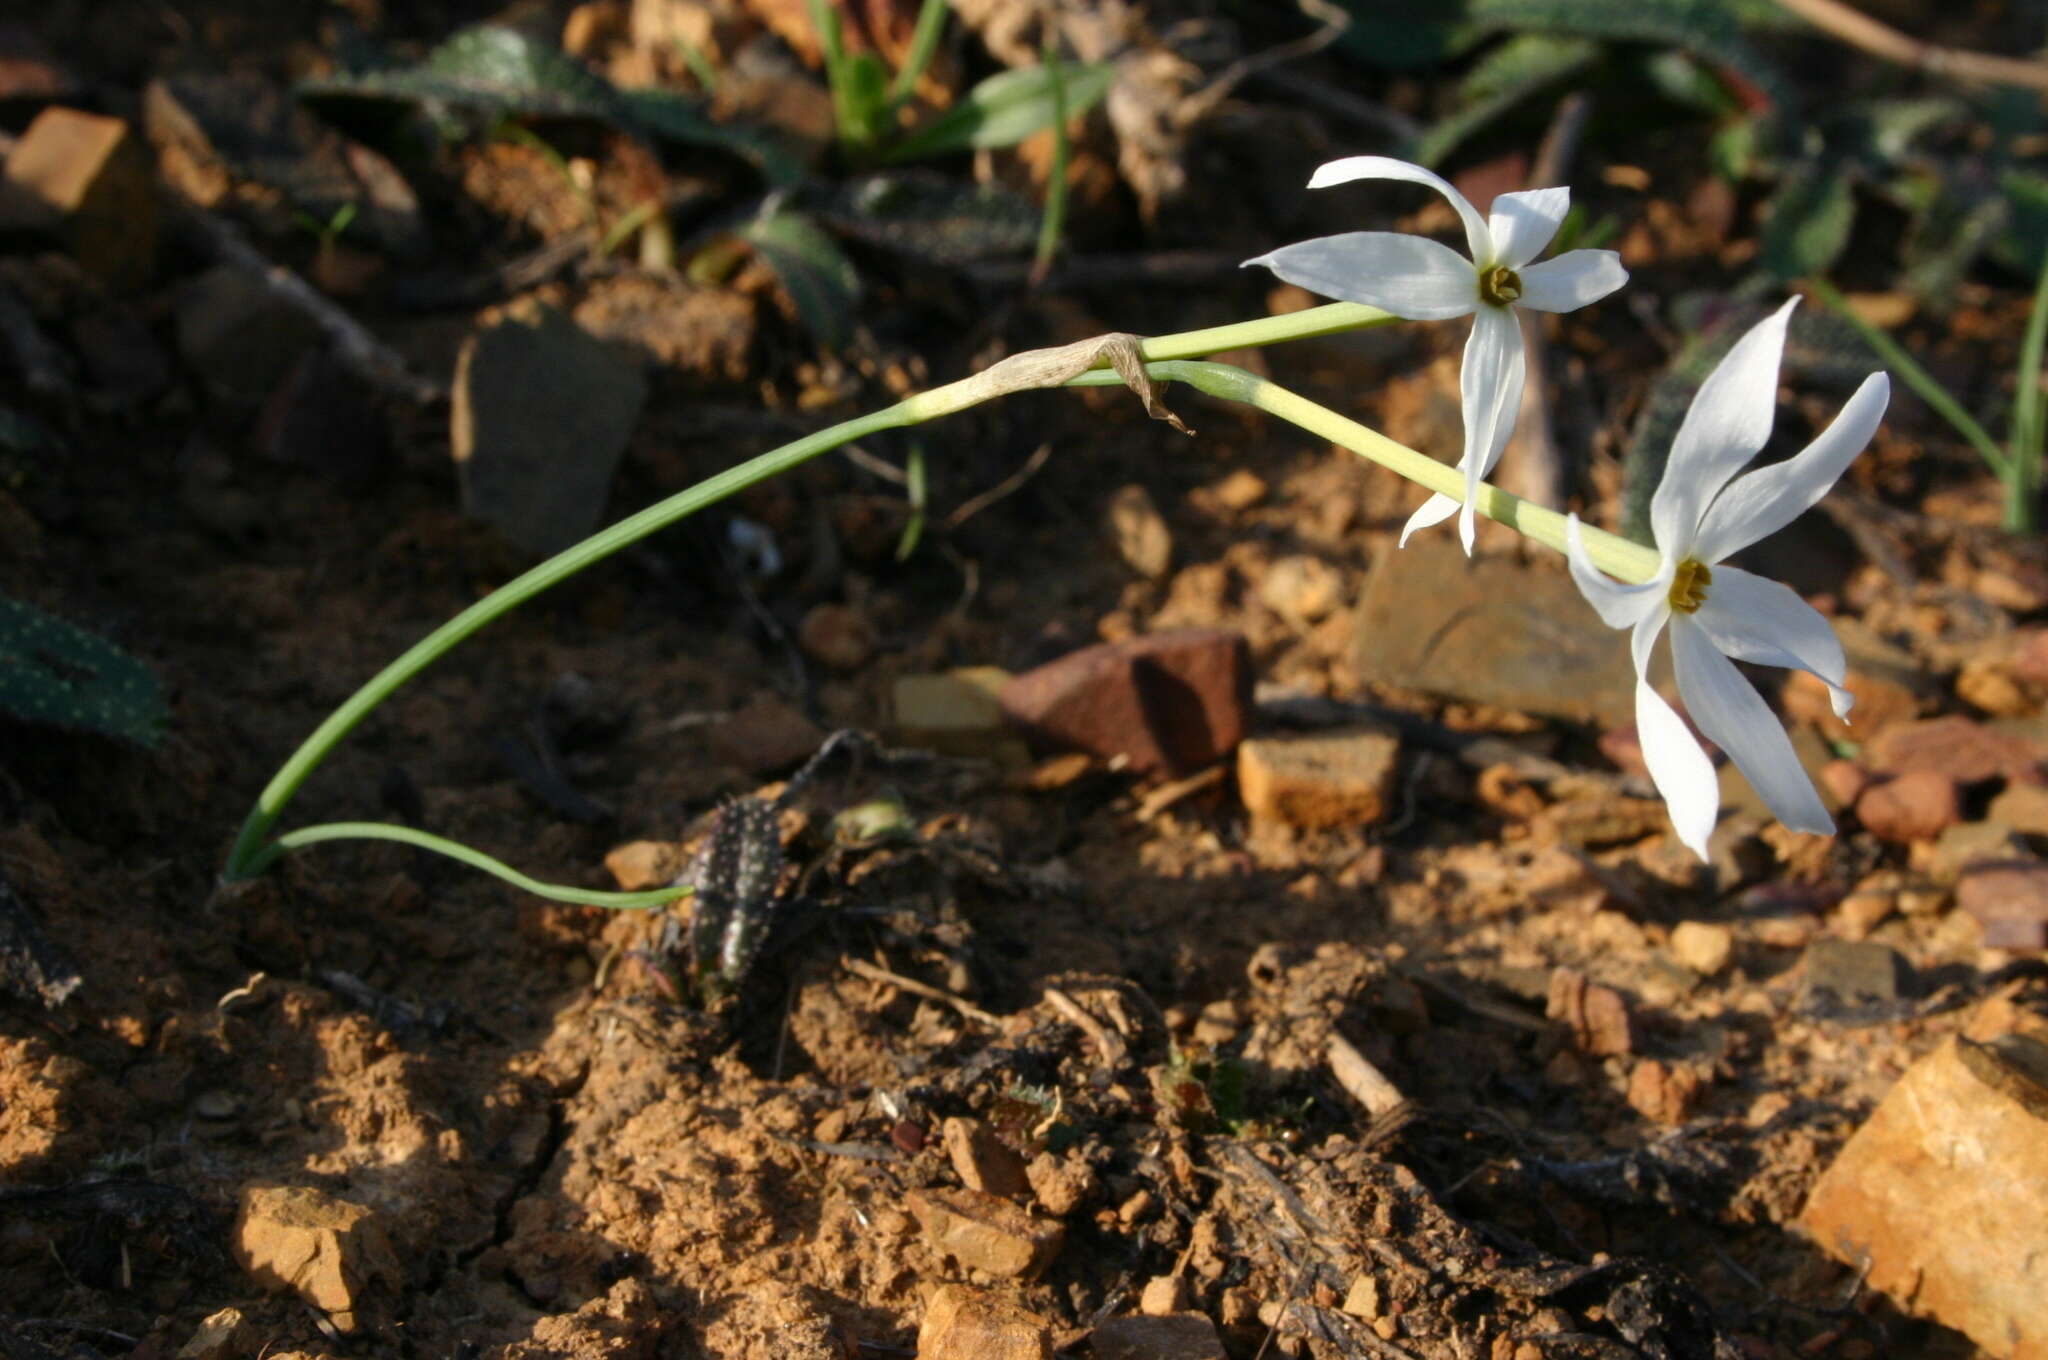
[915,1284,1054,1360]
[1800,939,1915,1012]
[709,693,824,775]
[0,107,156,289]
[1000,630,1252,776]
[177,1306,249,1360]
[1864,714,2040,785]
[1832,892,1895,942]
[1341,1275,1384,1319]
[1138,1275,1188,1316]
[232,1184,402,1332]
[193,1089,241,1120]
[1354,536,1635,724]
[908,1187,1064,1279]
[1091,1314,1229,1360]
[1923,821,2031,885]
[1024,1150,1098,1217]
[1627,1058,1703,1126]
[1783,667,1917,743]
[797,603,876,672]
[1237,726,1400,830]
[1977,563,2048,613]
[0,25,80,106]
[1547,968,1633,1056]
[1956,862,2048,950]
[1800,1036,2048,1358]
[941,1117,1030,1200]
[1256,555,1343,625]
[603,840,680,892]
[1989,782,2048,835]
[1957,653,2036,718]
[451,297,647,556]
[176,265,326,402]
[1107,483,1172,579]
[1819,759,1870,809]
[894,668,1027,762]
[1669,921,1733,977]
[1855,770,1960,843]
[1209,469,1267,511]
[1189,998,1241,1047]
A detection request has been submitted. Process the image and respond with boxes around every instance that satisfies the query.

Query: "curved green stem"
[224,303,1401,889]
[1069,360,1665,583]
[250,823,689,908]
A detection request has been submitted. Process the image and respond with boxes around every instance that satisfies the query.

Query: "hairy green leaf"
[0,596,167,746]
[887,61,1114,162]
[1758,162,1854,280]
[741,211,861,349]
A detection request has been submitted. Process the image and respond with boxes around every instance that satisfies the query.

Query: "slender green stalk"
[886,0,951,115]
[2005,248,2048,532]
[224,305,1400,894]
[1808,278,2010,479]
[1032,33,1071,282]
[1069,362,1665,583]
[247,824,690,908]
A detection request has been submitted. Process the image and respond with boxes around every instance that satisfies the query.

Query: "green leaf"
[741,211,861,349]
[0,596,167,746]
[835,51,893,149]
[1408,33,1598,167]
[819,172,1039,264]
[887,61,1114,161]
[1758,162,1854,280]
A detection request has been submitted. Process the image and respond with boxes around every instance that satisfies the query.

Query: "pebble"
[1546,968,1633,1056]
[915,1285,1053,1360]
[797,603,876,672]
[893,667,1027,762]
[1830,891,1895,942]
[709,693,823,775]
[1864,714,2040,785]
[1626,1058,1703,1126]
[176,1307,248,1360]
[941,1117,1030,1200]
[0,106,156,290]
[1025,1150,1098,1217]
[1107,483,1172,579]
[1800,1036,2048,1358]
[1988,781,2048,835]
[1091,1314,1229,1360]
[1854,770,1960,843]
[604,839,680,892]
[999,629,1252,776]
[1669,920,1733,977]
[1818,759,1869,809]
[1920,820,2030,885]
[1236,726,1400,830]
[908,1187,1064,1279]
[1138,1275,1188,1316]
[1208,468,1267,511]
[233,1184,402,1332]
[1256,554,1343,625]
[1956,863,2048,950]
[1783,667,1917,743]
[1800,939,1915,1013]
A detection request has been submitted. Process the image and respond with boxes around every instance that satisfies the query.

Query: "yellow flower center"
[1478,265,1523,307]
[1668,557,1712,614]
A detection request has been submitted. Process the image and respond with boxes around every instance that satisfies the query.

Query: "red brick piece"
[999,630,1251,776]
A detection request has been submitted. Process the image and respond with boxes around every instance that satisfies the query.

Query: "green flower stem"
[1069,360,1667,584]
[222,302,1390,895]
[250,823,690,908]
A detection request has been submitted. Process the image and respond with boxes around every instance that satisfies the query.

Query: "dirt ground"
[5,2,2048,1358]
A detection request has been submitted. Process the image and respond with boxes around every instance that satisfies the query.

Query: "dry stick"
[841,956,1002,1028]
[1503,91,1593,513]
[1773,0,2048,93]
[1324,1032,1409,1122]
[181,208,444,405]
[1043,985,1128,1067]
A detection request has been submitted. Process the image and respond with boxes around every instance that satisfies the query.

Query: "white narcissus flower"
[1245,156,1628,553]
[1565,298,1891,860]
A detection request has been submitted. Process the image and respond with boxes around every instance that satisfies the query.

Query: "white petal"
[1565,514,1668,630]
[1671,615,1834,837]
[1308,155,1492,262]
[1452,305,1527,553]
[1691,565,1853,720]
[1651,298,1800,560]
[1692,372,1891,563]
[1515,250,1629,313]
[1487,187,1570,267]
[1399,492,1459,547]
[1244,233,1478,319]
[1630,609,1721,860]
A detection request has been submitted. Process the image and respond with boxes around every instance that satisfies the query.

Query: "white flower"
[1565,298,1891,860]
[1245,156,1628,554]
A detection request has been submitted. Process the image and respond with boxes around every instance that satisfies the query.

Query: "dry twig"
[1774,0,2048,94]
[843,956,1002,1028]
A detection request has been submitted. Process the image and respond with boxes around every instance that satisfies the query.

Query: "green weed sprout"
[1810,258,2048,532]
[225,153,1895,906]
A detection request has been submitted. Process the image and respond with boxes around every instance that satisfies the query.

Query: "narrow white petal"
[1651,298,1800,560]
[1515,250,1628,313]
[1244,233,1478,319]
[1630,609,1720,860]
[1692,566,1853,720]
[1452,306,1527,552]
[1565,514,1669,630]
[1308,155,1492,262]
[1487,187,1570,267]
[1671,616,1834,836]
[1693,372,1891,563]
[1399,492,1459,546]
